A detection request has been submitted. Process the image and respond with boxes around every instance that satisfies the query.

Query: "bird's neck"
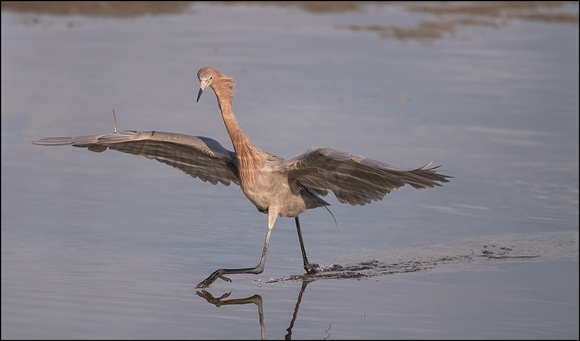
[214,82,262,190]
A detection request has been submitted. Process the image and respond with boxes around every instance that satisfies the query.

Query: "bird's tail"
[297,181,338,231]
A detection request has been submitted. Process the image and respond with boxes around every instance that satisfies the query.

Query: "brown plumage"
[197,67,263,190]
[33,66,452,288]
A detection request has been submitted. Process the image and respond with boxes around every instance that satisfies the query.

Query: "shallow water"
[2,2,578,339]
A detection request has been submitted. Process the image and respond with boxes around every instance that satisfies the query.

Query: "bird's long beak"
[197,79,210,103]
[196,88,204,103]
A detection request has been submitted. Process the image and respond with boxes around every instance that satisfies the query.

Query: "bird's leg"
[295,216,318,274]
[196,224,274,288]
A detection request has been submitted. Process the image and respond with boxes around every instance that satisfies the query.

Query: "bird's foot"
[304,262,320,274]
[196,269,232,288]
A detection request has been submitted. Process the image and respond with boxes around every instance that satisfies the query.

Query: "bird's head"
[197,66,218,102]
[196,66,235,103]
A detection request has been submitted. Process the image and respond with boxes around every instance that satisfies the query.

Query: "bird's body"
[33,66,451,288]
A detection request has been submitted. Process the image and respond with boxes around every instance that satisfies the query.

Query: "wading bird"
[33,66,451,288]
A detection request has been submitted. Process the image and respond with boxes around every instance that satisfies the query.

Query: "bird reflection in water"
[33,67,451,288]
[196,280,314,340]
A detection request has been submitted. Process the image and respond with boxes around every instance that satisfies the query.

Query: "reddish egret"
[33,66,451,288]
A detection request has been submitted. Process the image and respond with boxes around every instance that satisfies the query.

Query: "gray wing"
[33,130,240,186]
[282,147,451,206]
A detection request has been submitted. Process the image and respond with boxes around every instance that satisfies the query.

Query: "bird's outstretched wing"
[33,130,240,186]
[282,147,451,206]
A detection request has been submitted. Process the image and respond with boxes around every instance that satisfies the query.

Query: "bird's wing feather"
[33,130,240,186]
[282,147,451,206]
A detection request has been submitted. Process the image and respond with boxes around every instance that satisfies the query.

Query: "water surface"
[2,2,578,339]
